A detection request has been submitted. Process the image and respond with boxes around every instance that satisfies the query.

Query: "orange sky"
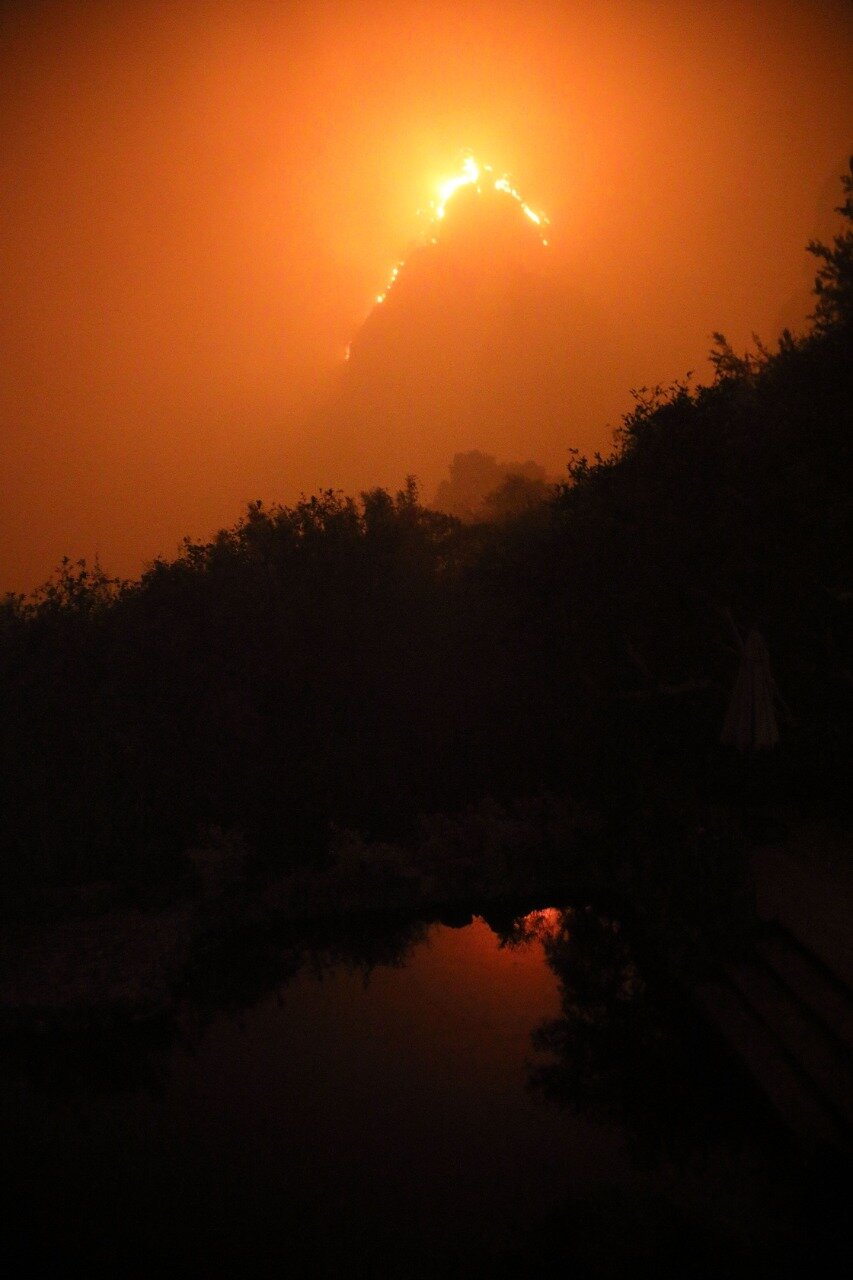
[1,0,851,593]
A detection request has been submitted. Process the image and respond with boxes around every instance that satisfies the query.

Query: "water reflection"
[0,905,831,1273]
[497,905,565,945]
[0,1012,177,1099]
[521,906,779,1169]
[0,899,759,1156]
[178,912,430,1025]
[0,913,434,1099]
[0,899,773,1173]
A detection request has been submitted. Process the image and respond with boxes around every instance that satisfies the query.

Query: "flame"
[433,155,549,242]
[520,907,564,940]
[357,154,549,332]
[435,154,482,218]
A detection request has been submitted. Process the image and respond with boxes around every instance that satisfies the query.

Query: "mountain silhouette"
[318,174,626,493]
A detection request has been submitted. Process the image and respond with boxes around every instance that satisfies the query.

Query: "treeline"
[2,164,850,900]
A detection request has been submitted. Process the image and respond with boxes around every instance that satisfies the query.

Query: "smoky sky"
[1,0,850,591]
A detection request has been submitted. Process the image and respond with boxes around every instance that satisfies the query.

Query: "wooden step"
[754,925,853,1056]
[694,978,848,1152]
[724,958,853,1131]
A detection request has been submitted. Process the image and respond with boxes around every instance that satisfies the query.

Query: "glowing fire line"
[346,155,549,359]
[434,156,549,240]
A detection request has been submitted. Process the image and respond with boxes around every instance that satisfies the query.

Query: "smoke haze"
[2,0,850,590]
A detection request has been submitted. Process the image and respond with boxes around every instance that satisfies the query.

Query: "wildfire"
[433,155,549,243]
[519,907,565,941]
[435,154,482,218]
[346,154,549,356]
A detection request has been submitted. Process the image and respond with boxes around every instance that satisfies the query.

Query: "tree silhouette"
[808,156,853,334]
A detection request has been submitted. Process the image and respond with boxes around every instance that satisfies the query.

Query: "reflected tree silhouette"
[180,911,430,1027]
[0,915,431,1099]
[0,1013,177,1100]
[526,906,769,1167]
